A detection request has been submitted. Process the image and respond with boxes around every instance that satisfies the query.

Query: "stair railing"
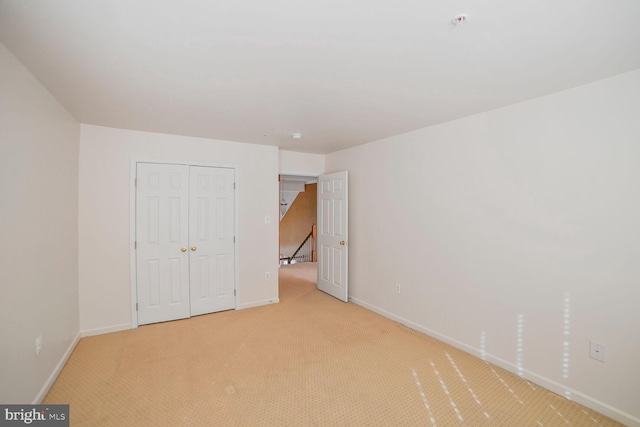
[283,225,316,264]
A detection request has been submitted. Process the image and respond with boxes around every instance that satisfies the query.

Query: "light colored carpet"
[44,262,622,426]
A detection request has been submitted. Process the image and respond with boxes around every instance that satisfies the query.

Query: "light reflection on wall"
[477,295,573,401]
[517,313,524,378]
[563,291,571,399]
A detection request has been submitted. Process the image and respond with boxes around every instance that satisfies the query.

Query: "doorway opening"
[278,170,349,302]
[279,174,318,278]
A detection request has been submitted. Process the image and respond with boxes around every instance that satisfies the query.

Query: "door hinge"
[134,241,137,249]
[136,303,138,311]
[233,182,236,190]
[233,236,236,243]
[135,178,137,186]
[234,289,236,296]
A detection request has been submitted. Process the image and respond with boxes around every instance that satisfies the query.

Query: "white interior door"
[189,166,236,315]
[136,163,191,325]
[317,171,349,302]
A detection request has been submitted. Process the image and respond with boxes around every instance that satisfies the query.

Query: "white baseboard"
[33,332,81,404]
[80,323,131,338]
[238,298,279,310]
[348,296,640,427]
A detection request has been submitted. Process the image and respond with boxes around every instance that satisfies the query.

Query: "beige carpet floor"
[44,262,623,426]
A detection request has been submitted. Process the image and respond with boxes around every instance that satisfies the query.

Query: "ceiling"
[1,1,639,154]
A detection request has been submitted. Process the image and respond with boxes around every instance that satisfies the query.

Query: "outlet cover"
[395,284,401,294]
[264,272,271,281]
[590,340,606,362]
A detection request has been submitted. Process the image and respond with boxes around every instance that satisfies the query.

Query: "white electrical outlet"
[35,335,42,356]
[264,272,271,281]
[395,283,401,294]
[264,215,271,224]
[590,340,606,362]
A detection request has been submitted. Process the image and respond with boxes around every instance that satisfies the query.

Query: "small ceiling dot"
[451,13,468,27]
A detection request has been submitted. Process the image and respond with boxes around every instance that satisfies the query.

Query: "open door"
[317,171,348,301]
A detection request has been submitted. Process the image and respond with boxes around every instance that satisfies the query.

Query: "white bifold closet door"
[136,163,235,325]
[188,166,235,316]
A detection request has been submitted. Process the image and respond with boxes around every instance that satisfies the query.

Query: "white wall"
[78,125,280,334]
[0,43,80,403]
[279,150,325,176]
[326,69,640,426]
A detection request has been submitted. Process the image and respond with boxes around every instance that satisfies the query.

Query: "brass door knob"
[340,241,345,246]
[181,247,187,252]
[191,246,197,251]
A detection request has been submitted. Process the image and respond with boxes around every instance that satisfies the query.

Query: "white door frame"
[129,158,240,328]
